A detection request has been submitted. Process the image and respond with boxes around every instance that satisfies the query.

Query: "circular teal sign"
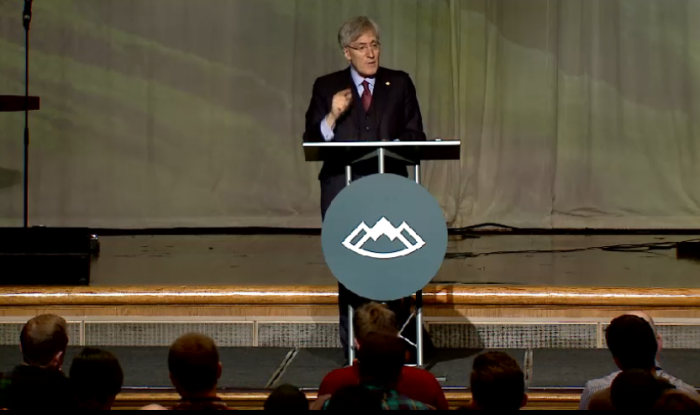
[322,174,448,301]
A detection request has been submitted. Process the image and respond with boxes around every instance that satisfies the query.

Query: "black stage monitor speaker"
[677,241,700,260]
[0,227,93,286]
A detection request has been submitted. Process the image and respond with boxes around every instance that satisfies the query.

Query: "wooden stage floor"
[89,233,700,289]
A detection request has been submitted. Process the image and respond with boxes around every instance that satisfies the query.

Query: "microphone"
[23,0,33,31]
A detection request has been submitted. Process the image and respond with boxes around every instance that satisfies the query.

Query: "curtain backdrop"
[0,0,699,229]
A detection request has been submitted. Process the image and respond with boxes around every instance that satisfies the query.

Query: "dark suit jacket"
[303,67,426,179]
[2,365,74,410]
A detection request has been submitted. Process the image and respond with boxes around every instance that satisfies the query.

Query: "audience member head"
[325,385,383,411]
[264,384,308,411]
[168,333,222,398]
[140,404,168,410]
[20,314,69,370]
[470,352,527,411]
[653,390,700,411]
[606,314,658,371]
[356,332,406,390]
[353,302,398,348]
[625,311,663,360]
[610,369,675,410]
[70,348,124,410]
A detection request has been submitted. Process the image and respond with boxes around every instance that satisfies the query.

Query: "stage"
[86,233,700,288]
[3,232,700,351]
[1,232,700,409]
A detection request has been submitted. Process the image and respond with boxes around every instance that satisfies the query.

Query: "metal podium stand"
[304,140,461,367]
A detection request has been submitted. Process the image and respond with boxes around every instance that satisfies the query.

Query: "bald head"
[625,312,657,334]
[20,314,68,368]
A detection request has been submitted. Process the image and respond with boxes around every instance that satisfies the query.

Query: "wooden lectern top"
[0,95,41,112]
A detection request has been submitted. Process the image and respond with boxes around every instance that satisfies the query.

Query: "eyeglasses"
[347,42,381,54]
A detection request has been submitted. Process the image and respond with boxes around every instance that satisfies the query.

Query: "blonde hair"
[353,302,398,342]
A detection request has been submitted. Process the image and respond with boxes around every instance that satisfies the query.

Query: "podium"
[304,140,461,366]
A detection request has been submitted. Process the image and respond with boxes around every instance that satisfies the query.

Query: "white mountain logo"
[342,217,426,259]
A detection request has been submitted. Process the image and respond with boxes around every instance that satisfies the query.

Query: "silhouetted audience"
[6,311,700,411]
[588,369,676,410]
[70,348,124,410]
[469,351,527,411]
[654,390,700,411]
[323,332,433,410]
[0,314,74,410]
[580,312,698,410]
[319,302,447,410]
[264,384,309,411]
[324,385,383,411]
[168,333,229,411]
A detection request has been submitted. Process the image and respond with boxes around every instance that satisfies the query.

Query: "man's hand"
[326,88,353,128]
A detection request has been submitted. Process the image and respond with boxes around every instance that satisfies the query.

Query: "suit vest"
[352,88,379,142]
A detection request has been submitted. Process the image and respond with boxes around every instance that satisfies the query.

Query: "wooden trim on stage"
[113,390,581,410]
[0,286,338,306]
[425,285,700,307]
[4,304,700,320]
[2,285,700,308]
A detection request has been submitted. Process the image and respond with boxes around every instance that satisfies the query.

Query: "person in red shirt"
[318,302,448,411]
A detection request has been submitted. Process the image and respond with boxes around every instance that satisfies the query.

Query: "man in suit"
[303,16,428,360]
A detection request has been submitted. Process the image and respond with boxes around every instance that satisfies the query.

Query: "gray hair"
[338,16,380,49]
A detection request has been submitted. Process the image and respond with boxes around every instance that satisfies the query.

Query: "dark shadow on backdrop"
[0,167,21,189]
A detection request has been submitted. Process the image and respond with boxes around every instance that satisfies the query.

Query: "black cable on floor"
[445,239,700,260]
[265,348,299,389]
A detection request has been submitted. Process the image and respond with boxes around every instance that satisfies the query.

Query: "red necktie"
[361,80,372,112]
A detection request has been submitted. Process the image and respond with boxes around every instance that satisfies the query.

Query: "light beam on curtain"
[0,0,698,229]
